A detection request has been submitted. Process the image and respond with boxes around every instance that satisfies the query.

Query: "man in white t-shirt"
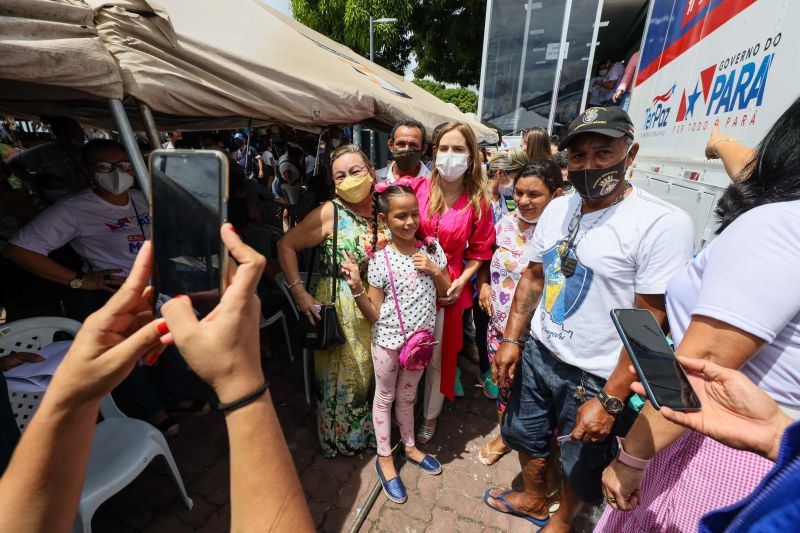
[375,121,430,184]
[484,106,694,530]
[260,140,276,172]
[161,131,182,150]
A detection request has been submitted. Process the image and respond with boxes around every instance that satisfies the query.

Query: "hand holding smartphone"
[610,309,701,411]
[148,149,229,316]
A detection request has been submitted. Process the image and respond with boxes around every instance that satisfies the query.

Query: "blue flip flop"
[483,488,550,528]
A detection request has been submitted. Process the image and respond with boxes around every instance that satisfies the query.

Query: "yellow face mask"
[335,173,373,203]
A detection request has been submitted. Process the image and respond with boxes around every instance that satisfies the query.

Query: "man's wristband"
[500,338,524,347]
[217,382,268,412]
[616,436,651,470]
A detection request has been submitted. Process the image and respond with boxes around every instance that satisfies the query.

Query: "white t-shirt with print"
[9,188,150,276]
[524,187,694,379]
[665,201,800,407]
[368,241,447,350]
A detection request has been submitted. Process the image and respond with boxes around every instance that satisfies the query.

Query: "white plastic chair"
[1,317,193,533]
[2,317,81,431]
[275,272,320,405]
[261,310,293,362]
[74,395,192,533]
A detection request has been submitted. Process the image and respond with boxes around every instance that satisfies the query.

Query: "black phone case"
[610,309,701,412]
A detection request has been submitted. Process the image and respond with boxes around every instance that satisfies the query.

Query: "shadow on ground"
[91,334,604,532]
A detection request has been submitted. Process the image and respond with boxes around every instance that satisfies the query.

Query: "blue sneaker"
[404,451,442,476]
[375,458,407,504]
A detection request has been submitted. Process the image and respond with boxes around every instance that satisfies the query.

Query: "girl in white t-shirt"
[341,181,450,504]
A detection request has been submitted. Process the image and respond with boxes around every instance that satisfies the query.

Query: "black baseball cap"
[558,106,635,151]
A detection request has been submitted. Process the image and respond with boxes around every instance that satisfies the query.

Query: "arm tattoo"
[518,288,542,321]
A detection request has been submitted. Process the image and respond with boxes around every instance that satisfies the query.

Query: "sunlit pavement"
[93,350,602,532]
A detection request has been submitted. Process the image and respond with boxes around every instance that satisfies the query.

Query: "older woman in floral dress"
[279,145,388,457]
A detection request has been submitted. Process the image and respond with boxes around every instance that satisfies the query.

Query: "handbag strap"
[382,247,407,338]
[330,201,339,303]
[304,201,338,303]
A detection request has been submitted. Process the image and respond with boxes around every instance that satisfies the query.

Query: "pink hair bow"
[374,176,415,194]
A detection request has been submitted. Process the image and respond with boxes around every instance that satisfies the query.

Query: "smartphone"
[149,149,229,316]
[610,309,701,411]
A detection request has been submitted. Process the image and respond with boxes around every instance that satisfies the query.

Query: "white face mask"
[598,68,609,76]
[330,138,342,148]
[498,171,514,196]
[436,152,469,182]
[95,169,134,195]
[516,210,539,224]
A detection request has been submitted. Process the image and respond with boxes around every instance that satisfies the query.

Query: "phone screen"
[612,309,701,411]
[149,150,228,316]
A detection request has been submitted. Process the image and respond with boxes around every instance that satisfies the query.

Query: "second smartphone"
[610,308,701,411]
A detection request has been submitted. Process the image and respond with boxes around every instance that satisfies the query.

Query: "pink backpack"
[383,248,438,370]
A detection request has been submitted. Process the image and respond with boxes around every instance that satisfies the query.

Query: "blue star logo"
[686,82,702,118]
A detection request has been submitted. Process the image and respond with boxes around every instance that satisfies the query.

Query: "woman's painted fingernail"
[143,351,161,366]
[175,294,187,299]
[229,225,238,235]
[156,321,170,336]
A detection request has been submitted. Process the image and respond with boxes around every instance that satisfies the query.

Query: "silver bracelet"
[500,338,524,346]
[352,289,366,299]
[286,279,304,290]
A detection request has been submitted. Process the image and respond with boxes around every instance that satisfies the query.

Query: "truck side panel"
[626,0,796,246]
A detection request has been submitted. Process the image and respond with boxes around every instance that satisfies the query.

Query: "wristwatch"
[68,271,85,289]
[597,390,624,414]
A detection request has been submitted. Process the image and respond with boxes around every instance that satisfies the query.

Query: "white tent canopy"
[0,0,123,102]
[0,0,497,143]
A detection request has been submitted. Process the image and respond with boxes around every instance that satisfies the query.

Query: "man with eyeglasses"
[4,139,148,319]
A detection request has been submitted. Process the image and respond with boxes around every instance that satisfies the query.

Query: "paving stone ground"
[93,341,602,532]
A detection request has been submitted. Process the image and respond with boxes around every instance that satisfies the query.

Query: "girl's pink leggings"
[371,343,425,456]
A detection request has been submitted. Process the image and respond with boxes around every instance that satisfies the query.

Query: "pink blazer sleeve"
[465,199,496,261]
[618,51,639,92]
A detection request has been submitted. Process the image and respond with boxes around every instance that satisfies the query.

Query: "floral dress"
[488,212,536,410]
[314,200,388,458]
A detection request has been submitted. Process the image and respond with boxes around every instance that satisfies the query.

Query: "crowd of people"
[1,96,799,533]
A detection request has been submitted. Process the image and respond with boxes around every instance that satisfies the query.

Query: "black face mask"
[391,149,423,171]
[567,152,629,200]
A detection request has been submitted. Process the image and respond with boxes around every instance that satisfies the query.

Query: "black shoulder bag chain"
[302,201,346,349]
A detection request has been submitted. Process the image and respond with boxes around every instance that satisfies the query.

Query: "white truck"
[626,0,796,249]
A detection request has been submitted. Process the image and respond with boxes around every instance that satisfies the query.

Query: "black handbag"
[302,202,346,349]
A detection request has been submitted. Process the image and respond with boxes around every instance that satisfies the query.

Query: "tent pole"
[137,100,161,150]
[348,480,382,533]
[109,99,150,199]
